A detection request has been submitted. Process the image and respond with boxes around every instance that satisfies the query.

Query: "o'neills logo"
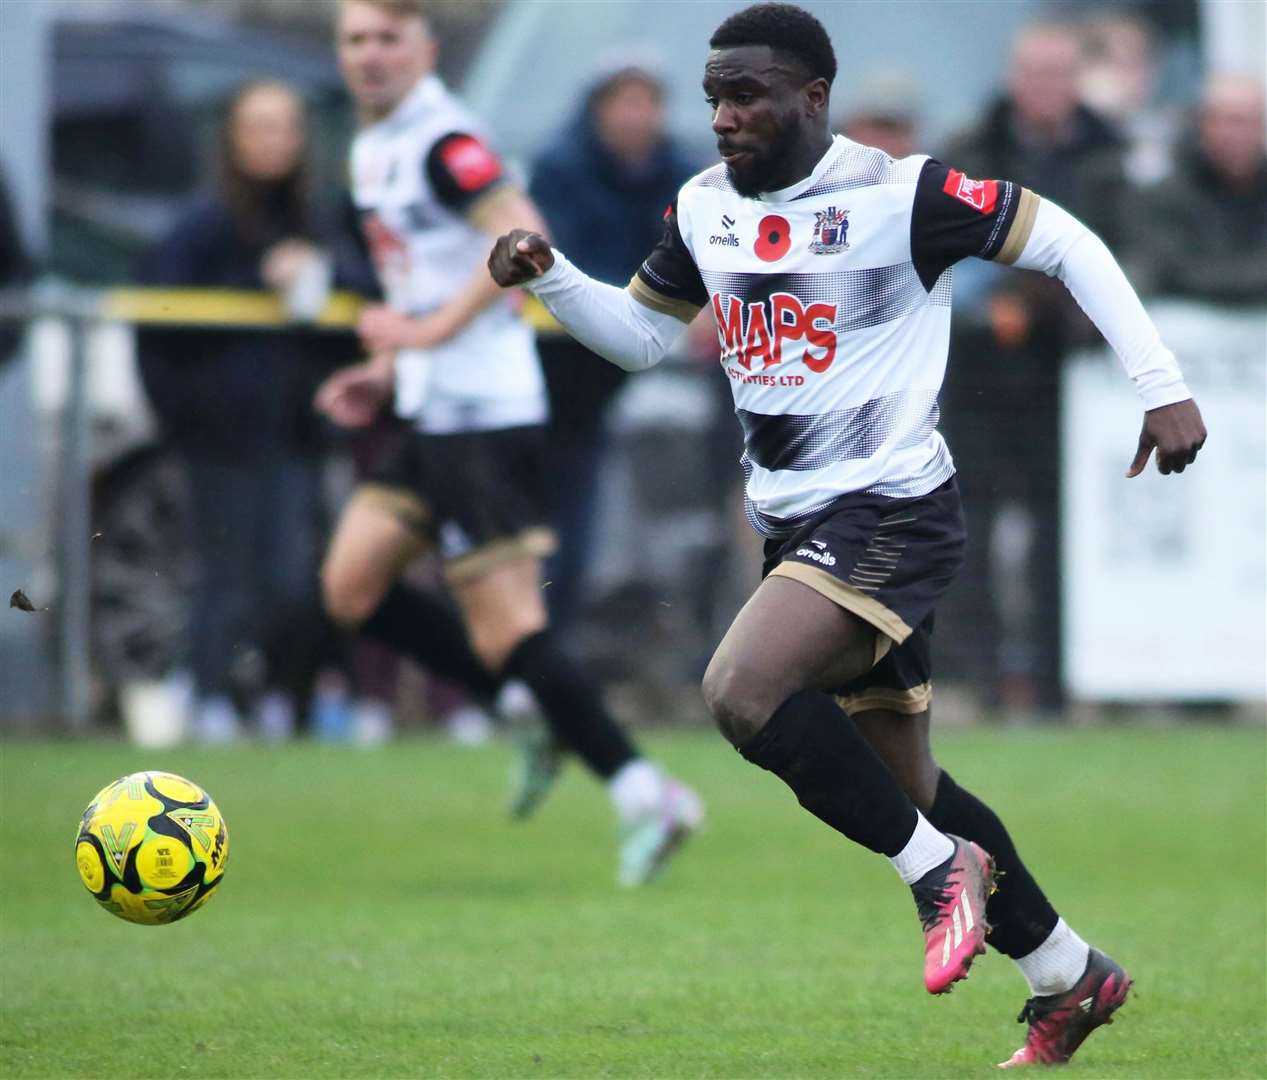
[709,233,740,246]
[795,546,837,566]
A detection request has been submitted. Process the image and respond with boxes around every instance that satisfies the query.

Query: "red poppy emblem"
[754,215,791,261]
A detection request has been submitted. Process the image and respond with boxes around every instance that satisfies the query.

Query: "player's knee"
[320,560,379,629]
[468,611,547,674]
[702,654,781,747]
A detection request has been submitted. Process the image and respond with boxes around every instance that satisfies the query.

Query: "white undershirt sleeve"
[523,249,689,373]
[1010,197,1191,410]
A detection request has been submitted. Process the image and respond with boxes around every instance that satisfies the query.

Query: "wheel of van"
[91,447,194,684]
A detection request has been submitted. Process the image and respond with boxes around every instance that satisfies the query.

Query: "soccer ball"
[73,771,229,925]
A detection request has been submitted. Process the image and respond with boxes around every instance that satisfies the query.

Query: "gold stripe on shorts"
[443,527,558,586]
[769,561,914,644]
[835,682,933,717]
[355,483,432,537]
[628,275,703,323]
[995,187,1040,265]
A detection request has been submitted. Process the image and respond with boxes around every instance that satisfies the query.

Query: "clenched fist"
[488,230,554,287]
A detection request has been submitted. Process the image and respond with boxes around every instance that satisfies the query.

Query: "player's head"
[336,0,438,122]
[705,3,836,197]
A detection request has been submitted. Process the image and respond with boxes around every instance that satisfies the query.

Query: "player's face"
[704,46,815,197]
[337,2,437,121]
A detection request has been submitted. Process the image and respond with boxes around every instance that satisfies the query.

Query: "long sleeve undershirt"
[525,197,1191,410]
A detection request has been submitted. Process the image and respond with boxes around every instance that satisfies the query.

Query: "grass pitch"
[2,724,1263,1078]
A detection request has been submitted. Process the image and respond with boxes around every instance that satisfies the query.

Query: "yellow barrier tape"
[99,286,569,338]
[100,288,364,328]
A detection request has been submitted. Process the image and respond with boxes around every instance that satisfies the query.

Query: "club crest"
[809,206,849,254]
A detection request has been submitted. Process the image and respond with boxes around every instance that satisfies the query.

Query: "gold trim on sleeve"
[995,187,1040,265]
[628,275,703,323]
[768,561,914,644]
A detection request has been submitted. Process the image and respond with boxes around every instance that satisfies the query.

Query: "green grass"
[1,726,1264,1078]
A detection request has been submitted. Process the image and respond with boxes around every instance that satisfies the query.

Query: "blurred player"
[489,1,1205,1064]
[316,0,701,885]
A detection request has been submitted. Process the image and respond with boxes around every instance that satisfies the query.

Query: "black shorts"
[762,478,966,716]
[358,424,556,584]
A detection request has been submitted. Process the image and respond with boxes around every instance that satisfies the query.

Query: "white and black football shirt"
[631,135,1038,535]
[351,74,546,434]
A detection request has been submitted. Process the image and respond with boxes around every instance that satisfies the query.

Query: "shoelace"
[911,864,960,932]
[1017,995,1068,1027]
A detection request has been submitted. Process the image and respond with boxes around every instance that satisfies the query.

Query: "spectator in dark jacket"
[945,23,1128,245]
[137,80,369,743]
[1127,73,1267,305]
[528,64,697,631]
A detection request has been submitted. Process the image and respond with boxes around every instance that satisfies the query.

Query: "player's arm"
[356,134,546,355]
[912,161,1206,476]
[487,202,705,372]
[999,195,1206,476]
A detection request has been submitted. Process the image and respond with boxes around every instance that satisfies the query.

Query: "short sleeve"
[630,201,708,322]
[910,158,1039,290]
[425,132,507,214]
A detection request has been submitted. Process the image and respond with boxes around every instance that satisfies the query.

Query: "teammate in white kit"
[317,0,701,886]
[490,2,1207,1066]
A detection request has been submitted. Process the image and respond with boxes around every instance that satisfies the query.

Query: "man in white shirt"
[490,1,1205,1066]
[316,0,702,886]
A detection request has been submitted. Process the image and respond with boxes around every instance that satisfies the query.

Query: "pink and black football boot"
[998,949,1132,1067]
[911,835,996,994]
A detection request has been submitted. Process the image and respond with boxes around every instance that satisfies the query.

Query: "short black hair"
[709,3,837,86]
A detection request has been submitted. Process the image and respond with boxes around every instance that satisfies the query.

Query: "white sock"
[1015,918,1091,996]
[890,812,956,884]
[607,759,663,823]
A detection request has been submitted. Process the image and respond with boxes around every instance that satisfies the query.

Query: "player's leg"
[703,573,993,993]
[450,550,701,883]
[851,705,1132,1064]
[320,489,501,701]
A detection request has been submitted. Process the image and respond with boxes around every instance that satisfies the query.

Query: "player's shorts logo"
[809,206,850,254]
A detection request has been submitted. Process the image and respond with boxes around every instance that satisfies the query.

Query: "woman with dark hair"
[138,80,365,743]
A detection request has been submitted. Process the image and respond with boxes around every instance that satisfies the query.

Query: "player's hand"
[314,356,394,429]
[1126,398,1207,477]
[488,230,553,287]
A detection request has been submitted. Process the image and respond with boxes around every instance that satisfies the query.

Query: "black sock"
[739,690,919,856]
[929,771,1059,957]
[502,631,637,780]
[361,585,501,701]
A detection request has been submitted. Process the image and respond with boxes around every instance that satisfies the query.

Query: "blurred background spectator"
[1080,12,1179,185]
[835,71,922,159]
[938,22,1129,715]
[1126,72,1267,305]
[2,0,1262,735]
[529,60,698,636]
[135,80,364,743]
